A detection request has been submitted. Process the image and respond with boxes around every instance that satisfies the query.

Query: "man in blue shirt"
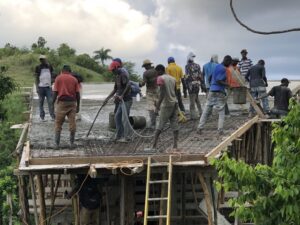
[202,54,218,92]
[197,55,232,135]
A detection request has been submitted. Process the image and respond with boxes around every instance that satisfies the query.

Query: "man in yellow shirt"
[166,57,186,112]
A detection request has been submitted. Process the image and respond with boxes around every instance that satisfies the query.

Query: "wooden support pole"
[181,173,186,225]
[18,175,30,225]
[120,176,125,225]
[29,174,39,225]
[70,175,79,225]
[210,177,218,225]
[124,177,135,225]
[36,175,46,225]
[48,174,61,225]
[159,173,167,225]
[198,172,214,225]
[105,186,110,225]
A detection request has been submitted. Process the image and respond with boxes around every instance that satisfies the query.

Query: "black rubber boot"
[70,131,76,149]
[173,130,179,149]
[149,110,157,129]
[54,131,60,150]
[152,129,161,149]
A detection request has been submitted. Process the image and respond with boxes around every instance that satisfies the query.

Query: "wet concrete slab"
[29,84,251,159]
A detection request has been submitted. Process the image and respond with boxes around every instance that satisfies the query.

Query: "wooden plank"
[205,116,259,159]
[198,173,213,225]
[28,199,72,207]
[36,175,46,225]
[15,123,29,156]
[29,154,206,166]
[29,174,39,225]
[24,141,31,167]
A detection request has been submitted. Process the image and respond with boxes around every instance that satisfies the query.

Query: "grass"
[0,53,105,87]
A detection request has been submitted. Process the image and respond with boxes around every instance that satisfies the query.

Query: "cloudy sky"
[1,0,299,79]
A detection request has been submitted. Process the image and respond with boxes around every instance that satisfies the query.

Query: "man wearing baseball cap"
[140,59,159,129]
[35,54,55,121]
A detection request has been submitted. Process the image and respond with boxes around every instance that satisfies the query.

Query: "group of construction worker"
[35,48,294,151]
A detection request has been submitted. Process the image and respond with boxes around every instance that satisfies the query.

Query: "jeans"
[198,91,226,131]
[38,86,55,119]
[189,93,202,119]
[176,89,185,112]
[115,100,132,139]
[249,86,269,113]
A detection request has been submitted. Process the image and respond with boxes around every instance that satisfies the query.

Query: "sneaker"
[40,117,46,122]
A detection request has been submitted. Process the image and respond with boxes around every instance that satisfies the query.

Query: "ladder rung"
[150,162,169,167]
[148,197,168,201]
[147,215,167,219]
[149,180,169,184]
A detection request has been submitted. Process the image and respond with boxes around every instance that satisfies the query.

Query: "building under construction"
[15,84,281,225]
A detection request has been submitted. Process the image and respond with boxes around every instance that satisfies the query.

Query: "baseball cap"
[109,61,121,71]
[142,59,153,67]
[241,49,248,54]
[232,57,240,62]
[281,78,290,84]
[168,57,175,63]
[39,55,46,59]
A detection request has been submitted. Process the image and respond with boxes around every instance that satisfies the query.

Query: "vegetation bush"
[213,100,300,225]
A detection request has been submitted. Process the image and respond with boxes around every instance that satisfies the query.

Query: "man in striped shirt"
[238,49,253,83]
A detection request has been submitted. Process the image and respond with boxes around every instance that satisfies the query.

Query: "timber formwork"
[15,91,277,225]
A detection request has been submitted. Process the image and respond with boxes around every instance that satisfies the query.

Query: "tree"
[75,54,103,73]
[213,100,300,225]
[57,43,76,57]
[93,47,113,66]
[37,36,47,48]
[123,61,141,82]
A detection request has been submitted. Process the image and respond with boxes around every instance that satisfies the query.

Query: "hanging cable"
[229,0,300,35]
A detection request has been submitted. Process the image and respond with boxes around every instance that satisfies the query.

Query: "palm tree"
[93,48,113,66]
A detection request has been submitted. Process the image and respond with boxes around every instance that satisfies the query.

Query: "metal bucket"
[129,116,146,129]
[232,87,247,104]
[109,112,116,129]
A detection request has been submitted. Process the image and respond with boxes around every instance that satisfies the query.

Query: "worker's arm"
[34,66,40,93]
[52,91,58,105]
[262,67,268,87]
[76,92,80,113]
[155,88,165,113]
[104,88,117,104]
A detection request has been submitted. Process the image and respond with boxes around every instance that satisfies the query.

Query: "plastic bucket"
[109,112,116,129]
[232,87,247,104]
[129,116,146,129]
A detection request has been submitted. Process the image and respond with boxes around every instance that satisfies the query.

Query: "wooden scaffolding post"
[29,174,39,225]
[36,175,46,225]
[18,175,30,225]
[198,172,214,225]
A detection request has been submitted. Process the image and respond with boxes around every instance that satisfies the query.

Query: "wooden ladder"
[143,156,173,225]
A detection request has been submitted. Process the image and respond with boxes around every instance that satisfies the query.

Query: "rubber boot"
[54,131,60,150]
[70,131,76,150]
[152,129,161,150]
[173,130,179,149]
[149,110,157,129]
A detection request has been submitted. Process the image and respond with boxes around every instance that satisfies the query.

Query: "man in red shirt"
[52,65,80,149]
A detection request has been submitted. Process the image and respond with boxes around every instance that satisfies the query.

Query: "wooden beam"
[29,174,39,225]
[28,154,206,166]
[36,175,46,225]
[18,175,30,225]
[205,116,259,159]
[198,172,214,225]
[24,141,30,167]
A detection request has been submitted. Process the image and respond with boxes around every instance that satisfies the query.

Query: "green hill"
[0,53,106,87]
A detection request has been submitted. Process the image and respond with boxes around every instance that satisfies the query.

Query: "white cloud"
[0,0,158,57]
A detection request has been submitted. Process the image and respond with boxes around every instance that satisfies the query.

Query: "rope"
[230,0,300,35]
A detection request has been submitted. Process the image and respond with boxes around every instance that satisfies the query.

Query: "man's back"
[246,64,267,87]
[54,73,79,100]
[210,64,226,92]
[269,85,292,111]
[143,68,158,93]
[203,61,217,88]
[166,63,183,89]
[238,58,252,77]
[160,74,176,107]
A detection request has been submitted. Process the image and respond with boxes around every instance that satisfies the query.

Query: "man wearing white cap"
[35,55,55,121]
